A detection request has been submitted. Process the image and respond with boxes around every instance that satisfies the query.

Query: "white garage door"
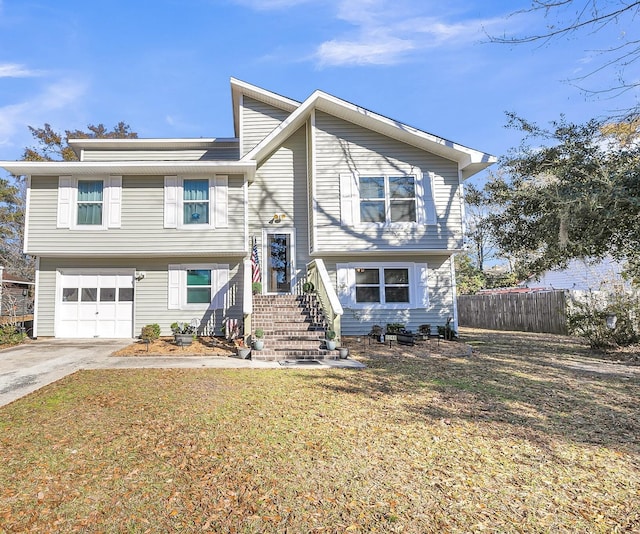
[57,271,134,338]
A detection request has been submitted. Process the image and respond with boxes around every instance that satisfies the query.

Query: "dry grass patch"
[1,328,639,532]
[112,336,235,357]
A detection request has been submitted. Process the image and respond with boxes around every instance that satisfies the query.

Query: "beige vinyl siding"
[313,111,463,252]
[82,147,239,161]
[321,254,455,335]
[27,175,246,256]
[241,96,291,157]
[248,126,309,286]
[36,257,243,337]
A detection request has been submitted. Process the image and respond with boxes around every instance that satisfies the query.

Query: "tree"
[1,122,138,278]
[22,122,137,162]
[489,0,640,103]
[485,113,640,284]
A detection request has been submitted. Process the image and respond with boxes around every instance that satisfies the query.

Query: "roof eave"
[0,160,257,179]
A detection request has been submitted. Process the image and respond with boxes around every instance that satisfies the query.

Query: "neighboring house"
[0,266,34,319]
[0,78,495,345]
[519,257,629,292]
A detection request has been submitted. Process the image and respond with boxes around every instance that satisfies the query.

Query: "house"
[519,256,630,292]
[0,266,34,323]
[0,78,495,355]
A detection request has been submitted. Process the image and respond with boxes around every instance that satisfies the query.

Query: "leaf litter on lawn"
[0,328,639,532]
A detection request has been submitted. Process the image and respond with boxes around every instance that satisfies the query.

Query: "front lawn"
[1,329,638,532]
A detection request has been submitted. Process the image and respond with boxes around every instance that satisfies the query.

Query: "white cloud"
[0,63,41,78]
[0,78,88,155]
[311,1,507,66]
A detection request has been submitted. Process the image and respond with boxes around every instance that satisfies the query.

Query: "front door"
[266,231,294,293]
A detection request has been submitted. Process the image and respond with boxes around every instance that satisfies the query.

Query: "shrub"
[567,290,639,349]
[385,323,405,334]
[254,328,264,339]
[0,324,26,346]
[141,324,161,342]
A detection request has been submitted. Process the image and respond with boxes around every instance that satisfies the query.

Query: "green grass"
[0,329,638,532]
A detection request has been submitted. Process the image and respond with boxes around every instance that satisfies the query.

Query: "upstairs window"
[77,180,104,225]
[57,176,121,230]
[183,179,209,225]
[359,176,416,224]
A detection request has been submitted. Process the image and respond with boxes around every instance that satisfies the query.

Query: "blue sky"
[1,0,638,184]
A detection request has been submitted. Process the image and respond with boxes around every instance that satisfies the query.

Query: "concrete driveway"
[0,339,280,407]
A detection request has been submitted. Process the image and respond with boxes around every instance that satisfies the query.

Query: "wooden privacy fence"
[457,291,568,334]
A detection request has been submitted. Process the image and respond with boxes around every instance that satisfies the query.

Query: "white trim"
[239,93,245,156]
[23,175,31,253]
[263,228,296,294]
[57,176,122,231]
[166,175,229,230]
[450,255,459,331]
[33,257,40,338]
[336,261,428,310]
[310,111,318,255]
[240,89,496,179]
[167,263,230,311]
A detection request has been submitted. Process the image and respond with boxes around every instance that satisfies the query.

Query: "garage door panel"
[57,271,133,338]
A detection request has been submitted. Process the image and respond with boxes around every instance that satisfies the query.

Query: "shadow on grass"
[304,329,640,454]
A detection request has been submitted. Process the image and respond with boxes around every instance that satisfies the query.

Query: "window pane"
[184,179,209,201]
[355,286,380,303]
[385,286,410,303]
[77,203,103,225]
[62,288,78,302]
[390,200,416,222]
[384,269,409,284]
[184,202,209,224]
[78,180,103,201]
[119,288,134,302]
[360,201,385,223]
[359,177,384,198]
[355,268,380,284]
[81,288,97,302]
[389,177,415,198]
[187,270,211,286]
[100,288,116,302]
[187,287,211,304]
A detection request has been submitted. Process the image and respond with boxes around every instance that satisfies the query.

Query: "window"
[186,269,212,303]
[355,267,409,304]
[359,175,416,224]
[77,180,103,225]
[183,179,209,225]
[168,263,229,310]
[337,262,429,310]
[57,175,122,229]
[340,172,436,227]
[163,175,228,229]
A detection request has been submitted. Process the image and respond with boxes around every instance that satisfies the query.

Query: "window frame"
[164,175,228,230]
[336,262,429,310]
[167,263,229,311]
[358,174,418,226]
[57,175,122,230]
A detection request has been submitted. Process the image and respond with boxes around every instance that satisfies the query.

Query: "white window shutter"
[214,175,228,228]
[412,263,429,308]
[340,173,359,226]
[212,265,229,309]
[106,175,122,228]
[336,264,354,307]
[423,172,437,225]
[167,264,181,309]
[57,176,72,228]
[164,176,178,228]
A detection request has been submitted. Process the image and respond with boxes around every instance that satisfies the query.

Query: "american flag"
[251,238,261,283]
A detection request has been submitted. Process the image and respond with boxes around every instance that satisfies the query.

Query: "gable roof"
[232,78,496,180]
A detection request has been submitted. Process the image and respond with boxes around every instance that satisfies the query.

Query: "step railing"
[305,259,343,340]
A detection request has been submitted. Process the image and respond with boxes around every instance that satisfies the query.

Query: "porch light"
[272,213,286,223]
